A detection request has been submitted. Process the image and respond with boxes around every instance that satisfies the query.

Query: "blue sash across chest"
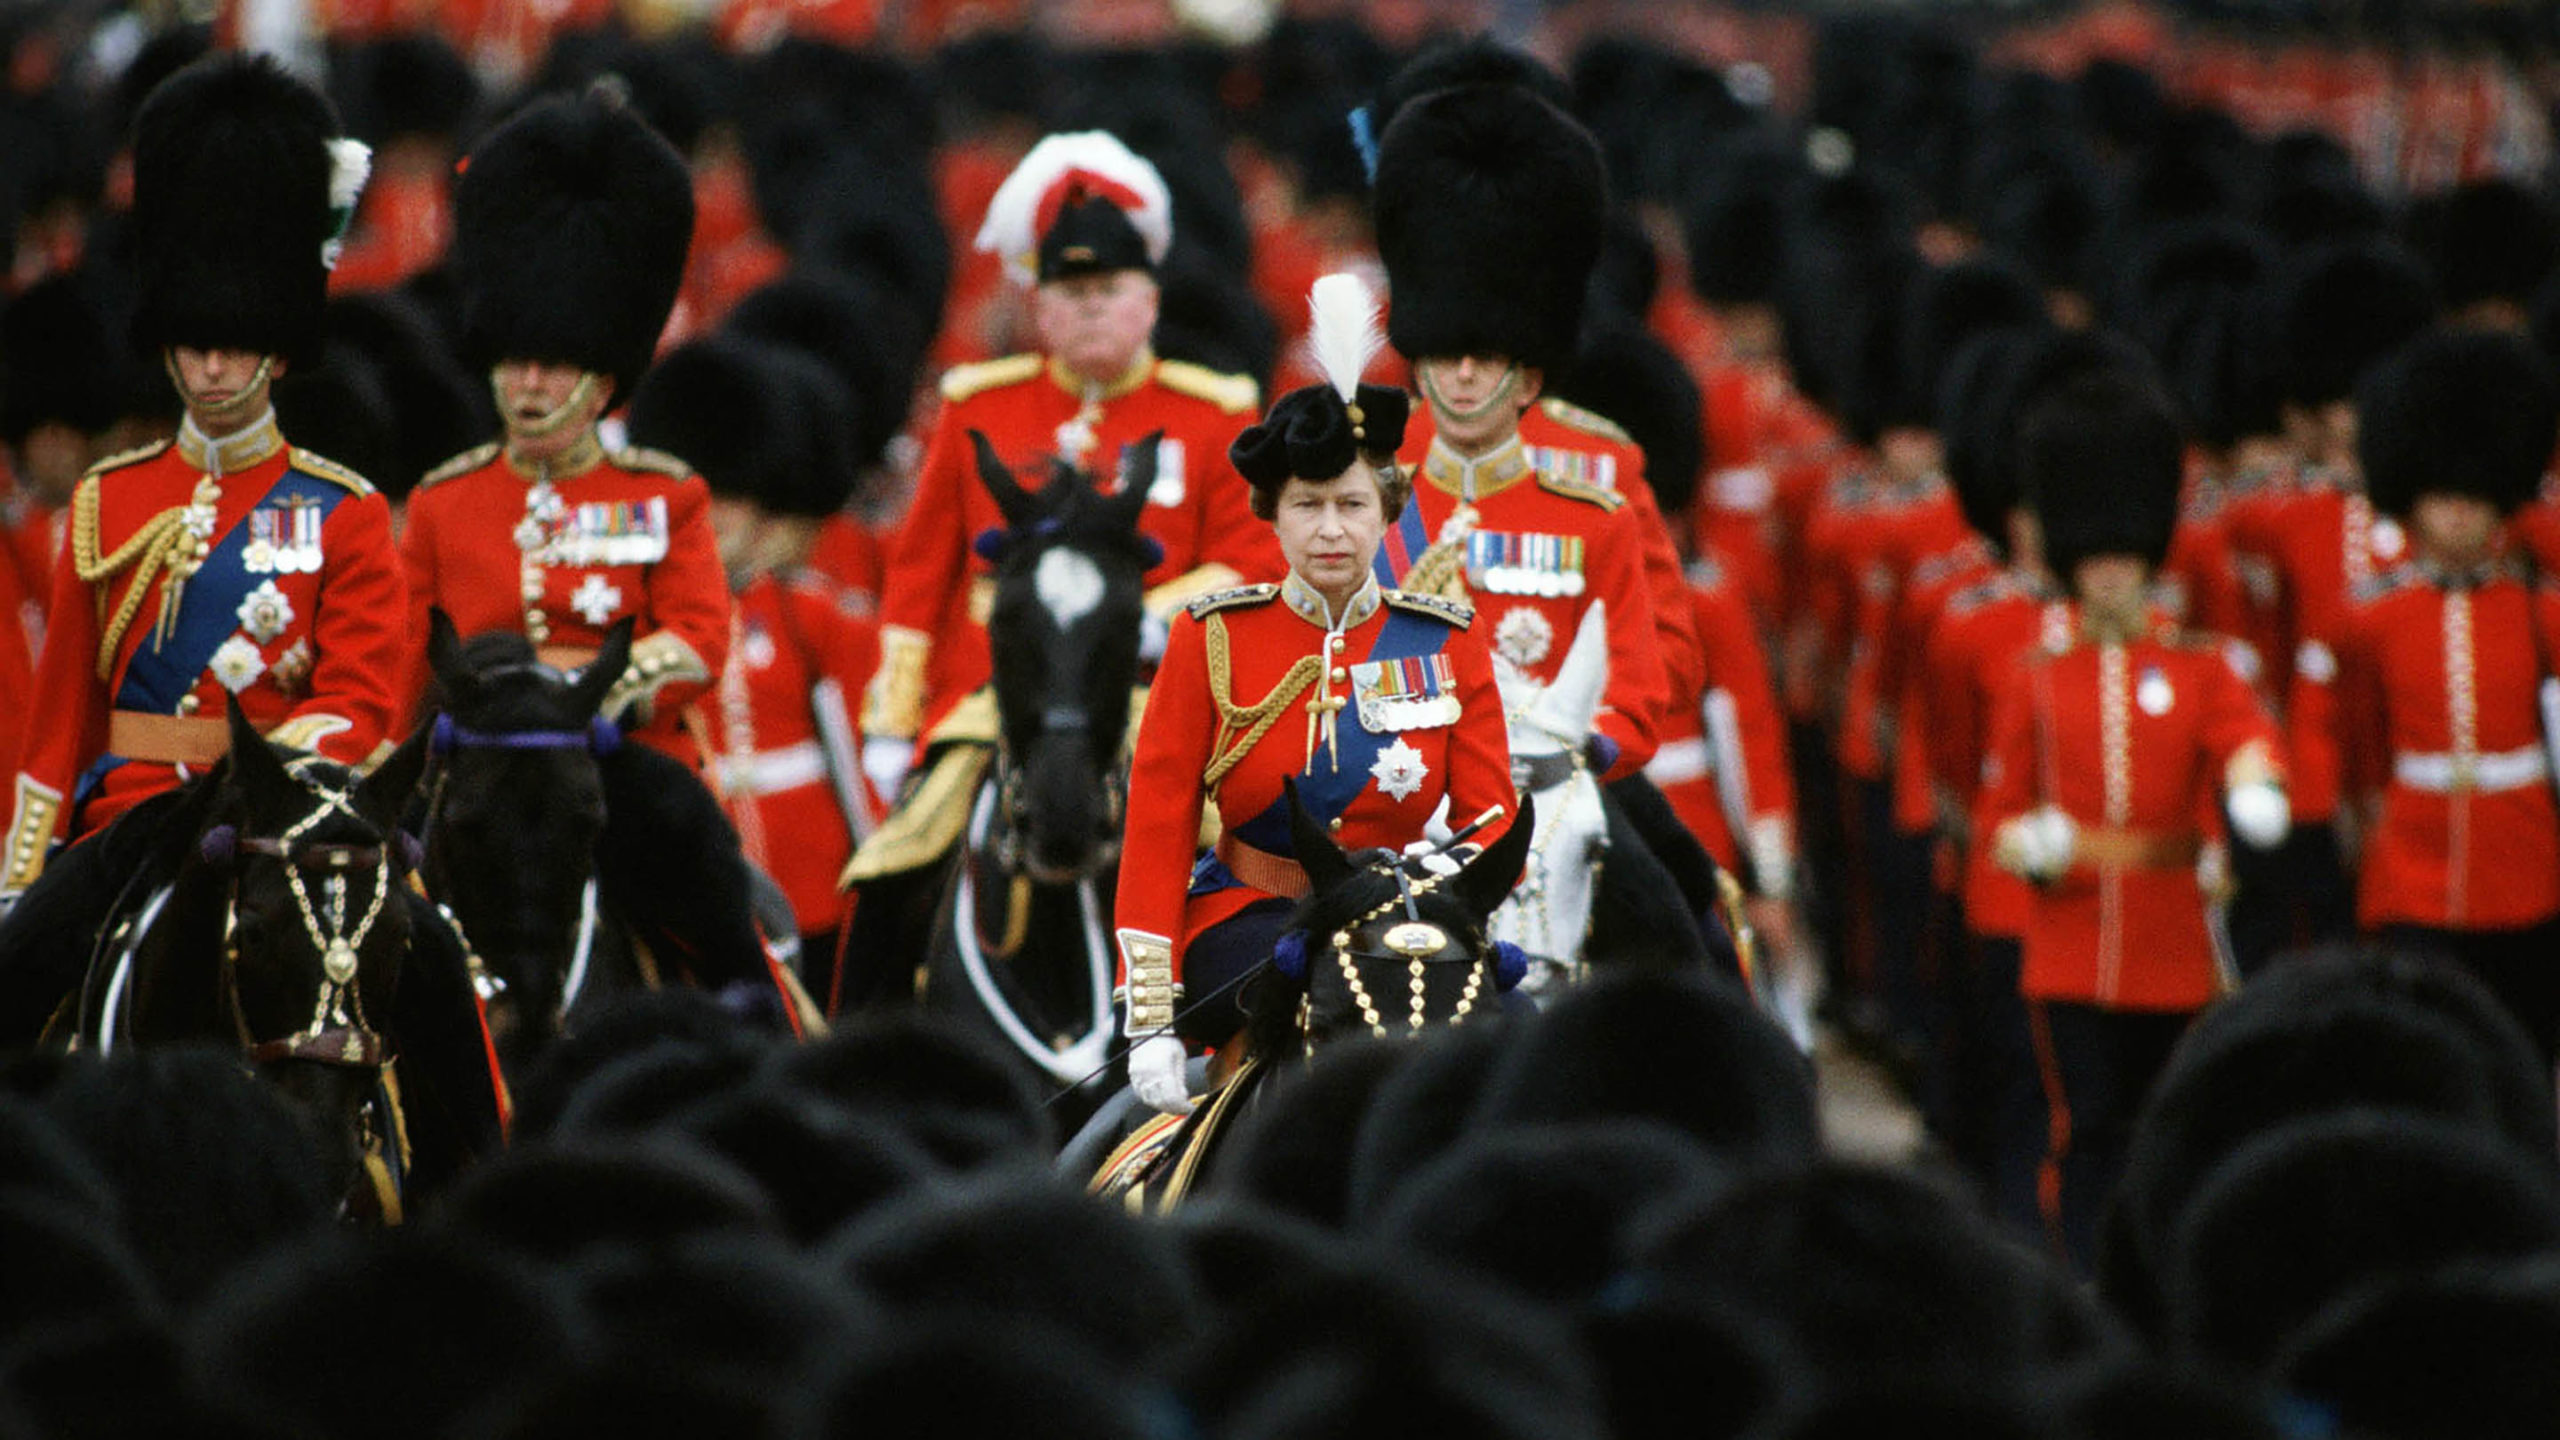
[1218,604,1448,861]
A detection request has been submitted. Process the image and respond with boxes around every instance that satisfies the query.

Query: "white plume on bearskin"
[974,131,1173,287]
[1305,272,1382,404]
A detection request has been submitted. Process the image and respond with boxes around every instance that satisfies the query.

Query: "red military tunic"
[5,416,407,891]
[1377,427,1671,781]
[1926,572,2069,941]
[867,350,1280,741]
[1114,575,1513,991]
[2262,471,2408,825]
[399,437,732,764]
[1647,550,1795,881]
[2336,562,2560,933]
[1982,615,2283,1011]
[710,571,883,937]
[1515,396,1705,708]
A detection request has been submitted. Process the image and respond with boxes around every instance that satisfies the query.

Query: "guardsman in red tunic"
[861,131,1277,801]
[1982,373,2289,1271]
[2336,330,2560,1062]
[2236,241,2438,962]
[625,335,884,965]
[2,56,403,915]
[1366,77,1668,780]
[399,86,729,768]
[1115,275,1516,1115]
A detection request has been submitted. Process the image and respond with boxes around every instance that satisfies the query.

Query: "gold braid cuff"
[71,477,212,680]
[1202,614,1321,788]
[1143,564,1245,622]
[863,626,931,739]
[3,776,63,894]
[604,631,712,724]
[1115,928,1180,1035]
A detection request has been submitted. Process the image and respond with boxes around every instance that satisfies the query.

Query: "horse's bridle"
[1298,862,1489,1052]
[210,758,408,1070]
[988,705,1129,878]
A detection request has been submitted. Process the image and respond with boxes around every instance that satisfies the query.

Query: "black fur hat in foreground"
[2024,369,2186,581]
[2357,325,2560,519]
[1373,82,1606,373]
[452,83,693,406]
[129,52,357,365]
[2276,1256,2560,1440]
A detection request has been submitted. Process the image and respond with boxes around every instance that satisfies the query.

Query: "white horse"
[1483,603,1613,998]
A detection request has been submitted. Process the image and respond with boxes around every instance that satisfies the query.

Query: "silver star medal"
[515,482,564,553]
[569,573,623,626]
[1494,607,1554,670]
[1371,737,1428,801]
[209,635,266,693]
[236,581,295,644]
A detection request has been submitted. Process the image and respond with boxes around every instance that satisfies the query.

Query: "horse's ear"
[354,721,435,828]
[427,608,475,705]
[970,429,1036,530]
[1456,793,1534,918]
[223,692,294,797]
[1285,777,1355,894]
[1104,431,1162,533]
[570,619,636,719]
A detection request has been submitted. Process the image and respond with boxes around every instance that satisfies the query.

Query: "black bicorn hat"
[451,83,694,407]
[128,52,366,366]
[1371,82,1606,374]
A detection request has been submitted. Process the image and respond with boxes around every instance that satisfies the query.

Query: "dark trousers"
[1177,897,1296,1048]
[1855,777,1936,1057]
[2227,820,2353,976]
[2024,999,2197,1275]
[1939,931,2038,1229]
[2379,918,2560,1073]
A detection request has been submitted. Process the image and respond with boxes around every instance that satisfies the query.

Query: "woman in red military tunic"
[1114,276,1516,1115]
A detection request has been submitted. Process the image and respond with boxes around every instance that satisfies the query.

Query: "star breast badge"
[569,573,624,626]
[1370,737,1429,801]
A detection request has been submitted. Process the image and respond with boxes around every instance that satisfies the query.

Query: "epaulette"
[1186,583,1279,619]
[288,448,376,496]
[614,445,693,479]
[81,438,169,478]
[1383,589,1474,627]
[416,442,500,490]
[2351,564,2418,606]
[1533,461,1623,511]
[939,353,1043,404]
[1538,395,1632,444]
[1943,574,2010,618]
[1154,359,1260,415]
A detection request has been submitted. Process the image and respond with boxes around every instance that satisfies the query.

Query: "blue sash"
[74,467,348,811]
[1372,500,1430,588]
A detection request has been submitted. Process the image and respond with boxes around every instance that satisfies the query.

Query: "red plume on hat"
[976,132,1172,287]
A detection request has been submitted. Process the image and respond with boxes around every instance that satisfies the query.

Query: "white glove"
[2227,781,2291,851]
[1139,613,1170,665]
[1993,805,2077,883]
[862,736,914,802]
[1400,839,1462,877]
[1127,1033,1194,1115]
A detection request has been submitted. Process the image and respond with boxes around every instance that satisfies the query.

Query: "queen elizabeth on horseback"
[1114,276,1519,1115]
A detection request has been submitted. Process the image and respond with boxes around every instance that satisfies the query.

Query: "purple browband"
[429,713,622,757]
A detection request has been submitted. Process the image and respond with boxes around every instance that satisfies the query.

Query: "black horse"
[841,432,1158,1101]
[1084,786,1535,1211]
[12,701,501,1217]
[418,611,807,1074]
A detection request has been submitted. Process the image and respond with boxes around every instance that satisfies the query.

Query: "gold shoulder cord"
[1402,509,1475,602]
[1201,615,1322,788]
[71,479,199,680]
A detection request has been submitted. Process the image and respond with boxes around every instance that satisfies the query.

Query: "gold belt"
[2073,826,2201,871]
[538,645,600,671]
[1215,836,1310,898]
[107,711,229,765]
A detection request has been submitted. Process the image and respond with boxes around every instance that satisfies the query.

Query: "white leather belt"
[2393,745,2549,794]
[1645,736,1712,785]
[718,740,827,797]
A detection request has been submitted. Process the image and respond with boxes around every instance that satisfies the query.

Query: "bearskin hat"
[1373,83,1606,374]
[333,32,482,147]
[2270,238,2438,410]
[626,336,859,520]
[128,53,364,365]
[2357,327,2560,520]
[1892,256,2047,433]
[1363,34,1572,155]
[1684,126,1802,310]
[451,84,693,407]
[1,269,142,442]
[2024,369,2186,581]
[2120,219,2281,450]
[2427,178,2560,316]
[1550,321,1706,517]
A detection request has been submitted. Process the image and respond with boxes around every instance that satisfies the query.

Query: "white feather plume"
[974,131,1173,288]
[1305,272,1380,404]
[326,138,373,212]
